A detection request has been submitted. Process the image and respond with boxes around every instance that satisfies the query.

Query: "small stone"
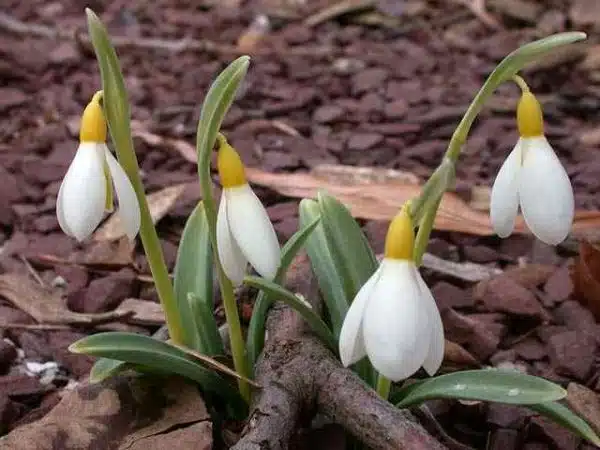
[554,301,597,337]
[543,265,573,306]
[442,309,503,360]
[347,133,383,151]
[0,341,17,374]
[0,88,27,112]
[487,428,519,450]
[530,415,581,450]
[548,330,597,380]
[71,268,137,313]
[487,403,531,428]
[383,99,408,119]
[462,245,500,264]
[513,338,546,361]
[332,58,366,76]
[351,68,388,95]
[431,281,474,311]
[474,275,547,320]
[313,105,345,124]
[570,0,600,28]
[49,42,79,65]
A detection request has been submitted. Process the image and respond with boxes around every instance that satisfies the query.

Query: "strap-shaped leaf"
[70,332,240,401]
[528,401,600,446]
[395,370,567,407]
[243,276,337,352]
[317,192,378,302]
[173,202,222,354]
[246,214,320,367]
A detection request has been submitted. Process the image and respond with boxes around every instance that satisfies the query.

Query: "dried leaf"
[572,241,600,321]
[421,252,502,282]
[237,15,270,53]
[0,273,130,325]
[246,167,600,236]
[444,339,480,368]
[311,164,419,186]
[131,120,197,162]
[116,298,165,326]
[94,184,187,241]
[0,375,212,450]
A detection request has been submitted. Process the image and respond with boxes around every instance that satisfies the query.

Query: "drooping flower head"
[490,87,574,245]
[338,205,444,381]
[216,135,281,286]
[56,91,140,242]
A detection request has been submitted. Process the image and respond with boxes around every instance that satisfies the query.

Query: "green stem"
[99,98,185,346]
[413,197,441,267]
[198,133,251,403]
[376,374,391,400]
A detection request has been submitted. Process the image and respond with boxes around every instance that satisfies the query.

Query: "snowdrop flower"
[338,207,444,381]
[216,135,280,286]
[490,89,574,245]
[56,91,140,242]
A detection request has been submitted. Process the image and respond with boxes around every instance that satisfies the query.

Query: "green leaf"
[299,199,348,337]
[70,332,238,401]
[246,214,321,368]
[89,357,132,383]
[528,402,600,446]
[317,192,377,302]
[243,276,337,352]
[196,56,249,179]
[395,370,567,408]
[173,202,222,354]
[490,32,586,87]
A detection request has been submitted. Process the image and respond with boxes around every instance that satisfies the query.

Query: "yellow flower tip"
[384,207,414,260]
[79,91,107,143]
[517,91,544,138]
[217,135,247,188]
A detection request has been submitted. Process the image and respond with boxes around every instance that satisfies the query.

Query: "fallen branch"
[233,254,446,450]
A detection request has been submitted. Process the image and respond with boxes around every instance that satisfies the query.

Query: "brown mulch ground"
[1,0,600,449]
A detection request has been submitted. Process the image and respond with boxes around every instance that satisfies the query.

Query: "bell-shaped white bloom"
[338,209,444,381]
[490,90,574,245]
[216,136,280,286]
[56,92,140,242]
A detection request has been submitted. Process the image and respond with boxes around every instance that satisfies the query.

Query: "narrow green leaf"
[196,57,249,178]
[528,402,600,446]
[246,215,321,367]
[89,357,132,383]
[491,32,586,87]
[173,202,222,354]
[299,199,348,337]
[317,192,377,302]
[395,370,567,408]
[243,276,337,352]
[299,199,376,387]
[70,332,238,401]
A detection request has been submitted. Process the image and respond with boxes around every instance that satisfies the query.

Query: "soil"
[1,0,600,449]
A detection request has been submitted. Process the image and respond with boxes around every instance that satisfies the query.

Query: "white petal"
[226,184,281,280]
[56,143,106,241]
[103,147,141,241]
[518,136,574,245]
[363,260,431,381]
[338,266,382,367]
[216,194,248,286]
[416,272,445,376]
[490,140,522,238]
